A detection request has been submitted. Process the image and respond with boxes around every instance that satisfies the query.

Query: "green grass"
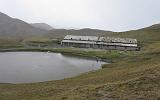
[0,26,160,100]
[0,45,159,100]
[0,47,126,63]
[0,42,159,100]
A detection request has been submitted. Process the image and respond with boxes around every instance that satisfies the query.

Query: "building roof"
[64,35,98,41]
[62,40,96,44]
[99,37,137,44]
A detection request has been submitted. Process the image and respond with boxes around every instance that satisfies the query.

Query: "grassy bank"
[0,41,159,100]
[0,47,127,62]
[0,27,160,99]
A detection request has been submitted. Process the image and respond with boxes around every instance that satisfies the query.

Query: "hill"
[0,12,47,38]
[48,28,112,38]
[0,36,159,100]
[47,23,160,44]
[0,11,159,42]
[0,12,160,100]
[98,24,160,43]
[31,23,54,30]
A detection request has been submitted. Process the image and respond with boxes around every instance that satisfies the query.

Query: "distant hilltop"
[30,23,54,30]
[0,11,160,41]
[0,12,47,37]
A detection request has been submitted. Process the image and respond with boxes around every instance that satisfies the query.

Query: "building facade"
[61,35,139,51]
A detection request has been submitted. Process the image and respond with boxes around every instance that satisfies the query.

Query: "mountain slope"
[0,12,160,100]
[0,12,47,38]
[31,23,54,30]
[48,28,112,38]
[47,23,160,42]
[92,24,160,44]
[118,24,160,43]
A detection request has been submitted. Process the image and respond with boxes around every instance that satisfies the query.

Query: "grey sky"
[0,0,160,32]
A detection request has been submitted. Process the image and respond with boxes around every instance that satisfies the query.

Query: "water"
[0,52,106,83]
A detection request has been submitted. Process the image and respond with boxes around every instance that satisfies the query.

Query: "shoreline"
[0,47,113,63]
[0,47,112,84]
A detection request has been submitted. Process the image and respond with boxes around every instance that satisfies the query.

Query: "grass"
[0,46,159,100]
[0,26,160,99]
[0,42,159,100]
[0,47,125,63]
[0,37,23,49]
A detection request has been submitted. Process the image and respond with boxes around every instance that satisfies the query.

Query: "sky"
[0,0,160,32]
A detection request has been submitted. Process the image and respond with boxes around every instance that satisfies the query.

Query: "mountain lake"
[0,52,106,83]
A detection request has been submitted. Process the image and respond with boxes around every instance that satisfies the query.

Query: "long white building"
[61,35,139,51]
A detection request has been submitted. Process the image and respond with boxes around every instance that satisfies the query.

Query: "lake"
[0,52,106,83]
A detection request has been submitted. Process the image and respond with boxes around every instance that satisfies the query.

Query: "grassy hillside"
[0,42,159,100]
[0,37,22,48]
[31,23,54,30]
[0,24,160,100]
[47,28,112,39]
[102,24,160,44]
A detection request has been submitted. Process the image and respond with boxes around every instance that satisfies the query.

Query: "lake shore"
[0,42,160,100]
[0,47,120,63]
[0,52,106,83]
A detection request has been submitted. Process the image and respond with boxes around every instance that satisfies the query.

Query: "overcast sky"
[0,0,160,32]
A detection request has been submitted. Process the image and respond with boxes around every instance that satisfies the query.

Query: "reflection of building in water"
[61,35,140,51]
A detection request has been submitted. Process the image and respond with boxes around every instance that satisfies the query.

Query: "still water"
[0,52,106,83]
